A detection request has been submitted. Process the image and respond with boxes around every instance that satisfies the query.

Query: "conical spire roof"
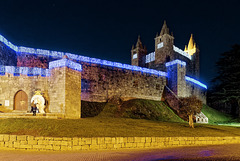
[160,20,170,36]
[187,34,195,50]
[136,35,143,48]
[184,34,197,55]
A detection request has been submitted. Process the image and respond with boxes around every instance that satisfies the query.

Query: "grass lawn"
[202,104,234,124]
[0,100,239,138]
[0,117,240,138]
[0,102,239,138]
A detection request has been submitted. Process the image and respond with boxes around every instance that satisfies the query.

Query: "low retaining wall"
[0,134,239,151]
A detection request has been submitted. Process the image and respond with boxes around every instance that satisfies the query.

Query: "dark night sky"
[0,0,239,87]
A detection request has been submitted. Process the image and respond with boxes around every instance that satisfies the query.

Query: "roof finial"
[138,35,141,41]
[136,35,143,48]
[160,20,169,36]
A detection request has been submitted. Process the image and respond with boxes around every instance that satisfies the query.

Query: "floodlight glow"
[0,33,167,77]
[49,59,82,72]
[19,47,36,54]
[146,52,155,63]
[0,65,49,76]
[185,76,207,89]
[5,66,15,74]
[173,45,191,60]
[52,51,64,58]
[19,67,29,75]
[165,59,186,67]
[133,53,137,59]
[0,35,18,51]
[157,42,164,49]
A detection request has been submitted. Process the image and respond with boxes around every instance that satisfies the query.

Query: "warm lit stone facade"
[0,59,82,119]
[0,21,207,118]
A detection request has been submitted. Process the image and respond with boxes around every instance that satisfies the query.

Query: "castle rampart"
[0,21,207,118]
[80,62,167,102]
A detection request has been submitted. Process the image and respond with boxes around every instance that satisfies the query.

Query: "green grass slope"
[118,99,184,123]
[201,104,233,124]
[0,117,240,137]
[0,101,239,137]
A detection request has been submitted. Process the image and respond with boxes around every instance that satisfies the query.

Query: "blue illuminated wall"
[0,33,207,103]
[0,42,17,66]
[0,33,206,88]
[0,66,49,77]
[166,59,207,104]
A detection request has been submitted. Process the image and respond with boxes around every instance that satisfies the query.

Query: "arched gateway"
[14,90,28,111]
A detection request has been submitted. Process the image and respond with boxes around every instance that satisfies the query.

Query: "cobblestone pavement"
[0,144,239,161]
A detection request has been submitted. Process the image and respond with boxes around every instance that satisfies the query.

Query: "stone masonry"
[0,134,238,151]
[0,58,82,119]
[0,21,207,118]
[80,62,166,102]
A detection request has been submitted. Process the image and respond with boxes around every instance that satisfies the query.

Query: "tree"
[179,96,202,128]
[210,44,240,116]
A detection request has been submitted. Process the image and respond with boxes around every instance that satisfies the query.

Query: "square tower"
[149,21,175,71]
[49,57,82,119]
[131,36,147,67]
[166,59,187,97]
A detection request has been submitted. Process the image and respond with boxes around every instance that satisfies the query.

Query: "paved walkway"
[0,144,239,161]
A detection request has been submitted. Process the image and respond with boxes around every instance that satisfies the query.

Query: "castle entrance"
[14,90,28,111]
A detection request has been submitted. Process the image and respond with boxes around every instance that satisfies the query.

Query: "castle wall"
[163,80,207,113]
[0,74,48,111]
[17,53,49,69]
[48,67,66,113]
[166,63,186,97]
[0,43,17,66]
[0,58,82,119]
[151,44,174,71]
[0,31,207,109]
[9,52,205,105]
[165,60,207,111]
[65,68,81,118]
[174,53,193,75]
[80,62,167,102]
[185,81,207,104]
[48,66,81,118]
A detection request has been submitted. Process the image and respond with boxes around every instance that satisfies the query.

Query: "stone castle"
[0,21,207,119]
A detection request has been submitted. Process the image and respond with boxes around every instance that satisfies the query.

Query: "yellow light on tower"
[184,34,197,56]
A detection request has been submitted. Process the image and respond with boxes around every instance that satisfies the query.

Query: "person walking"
[31,102,37,116]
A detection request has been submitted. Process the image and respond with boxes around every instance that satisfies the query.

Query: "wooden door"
[14,91,28,111]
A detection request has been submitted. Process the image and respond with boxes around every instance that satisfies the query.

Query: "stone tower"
[131,36,147,67]
[184,34,200,78]
[166,60,187,97]
[49,58,82,119]
[150,21,175,70]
